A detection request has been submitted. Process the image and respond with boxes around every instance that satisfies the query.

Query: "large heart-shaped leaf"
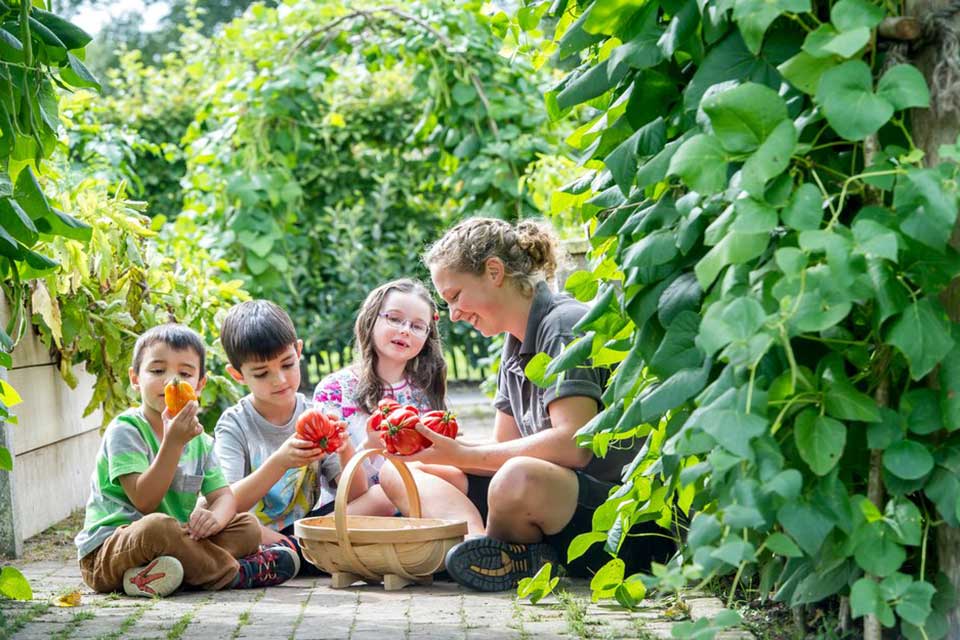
[887,299,955,380]
[701,82,787,153]
[883,439,935,480]
[795,409,847,475]
[668,133,729,194]
[831,0,885,31]
[741,119,797,195]
[877,64,930,111]
[733,0,810,53]
[815,60,893,140]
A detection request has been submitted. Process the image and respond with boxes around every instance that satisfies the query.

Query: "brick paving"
[1,560,752,639]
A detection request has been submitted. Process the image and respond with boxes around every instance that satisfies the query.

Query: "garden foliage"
[516,0,960,636]
[68,0,559,375]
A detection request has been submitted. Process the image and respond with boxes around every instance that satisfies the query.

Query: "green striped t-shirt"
[74,408,228,559]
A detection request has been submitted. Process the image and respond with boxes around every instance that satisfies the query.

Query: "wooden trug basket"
[294,448,468,590]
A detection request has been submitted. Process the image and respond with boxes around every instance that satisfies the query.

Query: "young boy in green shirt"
[75,323,299,597]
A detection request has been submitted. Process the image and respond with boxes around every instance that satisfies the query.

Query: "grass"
[232,610,251,639]
[166,594,211,640]
[287,578,318,640]
[736,600,819,640]
[95,601,152,640]
[0,602,51,640]
[51,610,95,640]
[508,597,531,640]
[630,618,659,640]
[166,612,194,639]
[403,594,413,639]
[556,590,590,638]
[230,589,266,640]
[713,573,814,639]
[347,592,360,639]
[457,593,481,631]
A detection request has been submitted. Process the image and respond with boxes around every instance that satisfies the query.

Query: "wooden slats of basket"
[294,448,468,590]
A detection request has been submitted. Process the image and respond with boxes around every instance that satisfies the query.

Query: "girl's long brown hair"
[353,278,447,414]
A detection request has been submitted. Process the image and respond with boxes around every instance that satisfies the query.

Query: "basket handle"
[333,448,423,579]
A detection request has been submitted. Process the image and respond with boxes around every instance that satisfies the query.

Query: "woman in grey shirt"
[379,217,673,592]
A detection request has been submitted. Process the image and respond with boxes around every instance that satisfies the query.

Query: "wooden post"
[907,0,960,635]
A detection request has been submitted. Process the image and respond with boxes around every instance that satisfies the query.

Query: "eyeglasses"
[378,312,431,337]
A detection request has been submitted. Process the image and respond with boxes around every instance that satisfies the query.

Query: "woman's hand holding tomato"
[368,399,460,456]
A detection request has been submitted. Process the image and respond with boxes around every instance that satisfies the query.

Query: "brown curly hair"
[422,217,564,296]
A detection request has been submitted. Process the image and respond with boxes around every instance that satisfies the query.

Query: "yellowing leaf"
[0,380,22,408]
[31,280,62,348]
[54,591,82,607]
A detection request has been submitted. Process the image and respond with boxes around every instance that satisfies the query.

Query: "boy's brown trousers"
[80,512,261,592]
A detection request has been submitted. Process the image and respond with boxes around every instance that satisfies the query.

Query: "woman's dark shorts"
[465,471,675,578]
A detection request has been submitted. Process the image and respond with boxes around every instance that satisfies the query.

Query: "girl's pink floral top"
[313,366,433,487]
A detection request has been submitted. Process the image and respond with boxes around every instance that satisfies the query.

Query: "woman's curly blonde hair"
[423,218,564,296]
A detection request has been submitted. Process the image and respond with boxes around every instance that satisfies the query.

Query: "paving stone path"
[1,387,753,639]
[1,560,752,640]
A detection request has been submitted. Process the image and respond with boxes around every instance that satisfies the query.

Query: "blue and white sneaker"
[232,542,300,588]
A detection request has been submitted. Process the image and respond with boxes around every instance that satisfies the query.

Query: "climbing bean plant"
[0,0,100,602]
[29,173,250,433]
[0,4,252,605]
[518,0,960,637]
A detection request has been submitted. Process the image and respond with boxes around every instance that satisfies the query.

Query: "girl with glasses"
[313,278,447,516]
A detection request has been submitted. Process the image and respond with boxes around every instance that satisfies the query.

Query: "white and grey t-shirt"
[214,393,341,531]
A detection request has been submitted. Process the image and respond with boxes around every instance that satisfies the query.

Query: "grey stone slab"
[293,622,356,639]
[46,564,84,579]
[11,561,63,578]
[10,631,64,640]
[638,620,679,638]
[180,620,244,638]
[460,630,519,640]
[9,621,63,639]
[28,609,84,624]
[408,625,473,640]
[519,620,574,637]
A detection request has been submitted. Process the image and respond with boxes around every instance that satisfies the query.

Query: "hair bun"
[424,216,563,296]
[515,220,558,281]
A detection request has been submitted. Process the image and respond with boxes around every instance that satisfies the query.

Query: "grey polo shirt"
[494,281,635,483]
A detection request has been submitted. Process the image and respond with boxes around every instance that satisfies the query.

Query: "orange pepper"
[164,377,197,416]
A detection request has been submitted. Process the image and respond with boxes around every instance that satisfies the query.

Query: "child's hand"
[162,401,202,447]
[186,507,221,540]
[275,434,326,469]
[335,433,355,457]
[363,419,384,451]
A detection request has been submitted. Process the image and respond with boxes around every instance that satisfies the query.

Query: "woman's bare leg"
[485,457,579,543]
[346,484,398,516]
[379,462,485,535]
